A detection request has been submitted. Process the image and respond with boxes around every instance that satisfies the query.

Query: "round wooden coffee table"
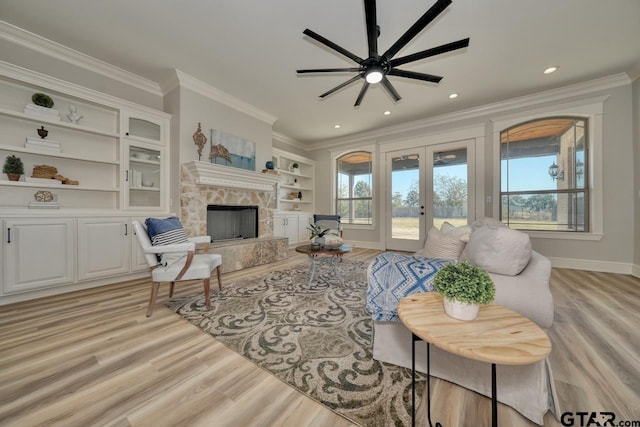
[398,292,551,427]
[295,244,352,284]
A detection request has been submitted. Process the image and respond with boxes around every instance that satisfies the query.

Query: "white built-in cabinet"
[0,62,170,212]
[3,218,75,294]
[0,62,170,304]
[271,149,315,213]
[273,212,313,245]
[77,217,131,280]
[271,149,315,246]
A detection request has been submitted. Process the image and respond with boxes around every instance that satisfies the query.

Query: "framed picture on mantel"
[209,129,256,171]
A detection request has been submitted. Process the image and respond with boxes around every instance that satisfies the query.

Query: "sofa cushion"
[145,216,189,266]
[415,226,466,260]
[470,217,507,230]
[440,221,473,242]
[465,225,532,276]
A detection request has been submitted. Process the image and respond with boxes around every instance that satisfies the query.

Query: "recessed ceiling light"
[449,93,459,99]
[383,110,391,115]
[544,66,558,74]
[333,124,341,129]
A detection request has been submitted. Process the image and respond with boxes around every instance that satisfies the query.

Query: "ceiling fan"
[297,0,470,106]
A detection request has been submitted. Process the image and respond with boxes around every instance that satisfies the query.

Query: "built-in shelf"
[130,158,160,166]
[0,180,119,192]
[0,144,119,165]
[130,186,160,191]
[279,169,312,179]
[0,107,119,137]
[279,199,312,204]
[280,184,312,191]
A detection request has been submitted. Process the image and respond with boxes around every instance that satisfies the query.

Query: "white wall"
[633,78,640,273]
[164,84,274,216]
[309,78,638,272]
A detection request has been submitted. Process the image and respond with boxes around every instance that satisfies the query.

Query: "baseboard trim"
[346,240,386,251]
[548,256,633,275]
[632,264,640,278]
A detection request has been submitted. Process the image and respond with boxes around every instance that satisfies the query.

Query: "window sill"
[522,230,603,241]
[342,224,375,231]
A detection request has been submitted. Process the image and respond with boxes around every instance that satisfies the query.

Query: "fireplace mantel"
[183,161,280,192]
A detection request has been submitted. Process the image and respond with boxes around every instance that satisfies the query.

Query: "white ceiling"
[1,0,639,144]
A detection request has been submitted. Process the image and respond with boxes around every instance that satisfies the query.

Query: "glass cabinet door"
[123,113,162,144]
[126,143,162,209]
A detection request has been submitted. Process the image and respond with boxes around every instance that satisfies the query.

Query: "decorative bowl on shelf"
[142,181,154,187]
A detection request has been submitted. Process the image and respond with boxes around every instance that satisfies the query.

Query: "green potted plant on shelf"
[433,261,495,321]
[3,155,25,181]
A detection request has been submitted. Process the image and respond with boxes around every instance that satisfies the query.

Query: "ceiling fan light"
[365,68,383,84]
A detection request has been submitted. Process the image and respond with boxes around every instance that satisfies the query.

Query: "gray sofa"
[367,221,560,424]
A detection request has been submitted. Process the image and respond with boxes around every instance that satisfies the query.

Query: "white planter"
[443,297,480,321]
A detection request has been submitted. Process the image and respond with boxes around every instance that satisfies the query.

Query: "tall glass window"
[500,117,588,231]
[336,151,373,225]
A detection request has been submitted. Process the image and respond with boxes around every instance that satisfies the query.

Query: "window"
[500,117,588,232]
[336,151,373,225]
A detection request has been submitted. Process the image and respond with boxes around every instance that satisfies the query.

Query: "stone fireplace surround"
[180,161,288,272]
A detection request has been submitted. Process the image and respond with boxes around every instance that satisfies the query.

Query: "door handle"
[125,170,129,182]
[124,223,128,236]
[7,227,10,243]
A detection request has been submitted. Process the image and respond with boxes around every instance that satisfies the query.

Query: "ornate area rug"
[166,259,426,426]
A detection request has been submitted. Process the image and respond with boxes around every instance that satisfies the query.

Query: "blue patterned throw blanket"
[367,253,453,321]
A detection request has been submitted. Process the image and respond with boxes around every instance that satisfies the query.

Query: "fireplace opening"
[207,205,258,242]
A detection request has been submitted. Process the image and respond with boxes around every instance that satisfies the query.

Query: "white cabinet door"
[273,213,299,244]
[123,140,164,211]
[122,110,165,145]
[3,218,75,294]
[77,217,130,281]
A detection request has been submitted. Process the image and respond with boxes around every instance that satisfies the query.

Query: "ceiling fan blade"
[382,0,451,60]
[388,68,443,83]
[389,38,470,68]
[380,76,401,102]
[364,0,378,57]
[297,68,360,74]
[354,82,370,107]
[319,74,363,98]
[303,29,363,64]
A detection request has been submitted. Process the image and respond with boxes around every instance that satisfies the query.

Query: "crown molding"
[0,20,163,97]
[0,60,170,118]
[309,73,632,150]
[272,131,306,151]
[162,69,278,126]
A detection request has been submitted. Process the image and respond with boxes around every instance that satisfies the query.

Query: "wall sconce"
[548,161,564,181]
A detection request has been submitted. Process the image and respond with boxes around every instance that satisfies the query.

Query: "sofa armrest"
[490,251,554,329]
[144,242,195,254]
[188,236,211,244]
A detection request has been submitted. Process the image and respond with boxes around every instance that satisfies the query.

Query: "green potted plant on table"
[307,223,330,249]
[433,261,495,321]
[3,155,25,181]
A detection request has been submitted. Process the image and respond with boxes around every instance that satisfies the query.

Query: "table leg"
[307,254,317,284]
[492,363,497,427]
[412,333,416,427]
[332,255,343,283]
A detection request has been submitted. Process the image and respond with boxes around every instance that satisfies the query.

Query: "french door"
[385,141,475,251]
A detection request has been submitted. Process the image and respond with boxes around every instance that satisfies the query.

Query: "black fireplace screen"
[207,205,258,242]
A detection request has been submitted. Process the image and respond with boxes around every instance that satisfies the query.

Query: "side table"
[295,244,352,284]
[398,292,551,427]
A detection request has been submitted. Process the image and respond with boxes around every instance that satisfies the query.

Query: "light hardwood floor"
[0,248,638,427]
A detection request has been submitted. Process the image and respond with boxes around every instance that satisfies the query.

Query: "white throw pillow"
[465,225,532,276]
[415,226,466,260]
[440,221,473,243]
[470,217,506,230]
